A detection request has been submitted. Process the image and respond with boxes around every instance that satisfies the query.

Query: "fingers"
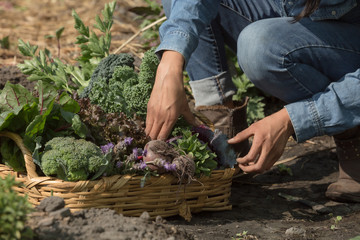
[237,142,282,173]
[236,135,262,166]
[238,153,278,173]
[228,127,252,144]
[145,109,154,137]
[157,117,176,140]
[145,101,178,140]
[146,109,194,140]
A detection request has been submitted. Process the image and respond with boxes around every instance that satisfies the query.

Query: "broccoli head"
[41,137,108,181]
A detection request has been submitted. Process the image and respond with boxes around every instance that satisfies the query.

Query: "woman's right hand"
[145,51,196,140]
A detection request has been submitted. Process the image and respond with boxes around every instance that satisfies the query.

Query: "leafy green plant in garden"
[224,46,265,124]
[44,26,65,58]
[232,231,249,240]
[0,175,33,240]
[329,214,343,230]
[232,72,265,125]
[276,163,293,176]
[17,39,75,93]
[0,36,10,49]
[17,1,118,95]
[73,1,115,64]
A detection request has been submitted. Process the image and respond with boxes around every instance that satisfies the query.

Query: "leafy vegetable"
[75,95,147,146]
[171,128,217,176]
[0,81,87,153]
[83,48,159,119]
[40,137,110,181]
[80,53,135,113]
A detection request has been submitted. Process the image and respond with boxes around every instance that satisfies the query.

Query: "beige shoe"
[325,127,360,203]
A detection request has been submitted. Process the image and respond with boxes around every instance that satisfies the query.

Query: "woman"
[145,0,360,202]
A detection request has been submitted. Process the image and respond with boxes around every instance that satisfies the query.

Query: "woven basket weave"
[0,131,235,221]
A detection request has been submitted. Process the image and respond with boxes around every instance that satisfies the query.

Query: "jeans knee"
[162,0,172,17]
[237,20,284,84]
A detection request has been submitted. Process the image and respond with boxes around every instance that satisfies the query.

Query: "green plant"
[17,1,118,95]
[84,48,159,119]
[232,231,248,240]
[330,214,343,230]
[44,26,65,58]
[0,36,10,49]
[17,39,76,93]
[40,136,110,181]
[0,81,87,160]
[225,46,265,124]
[277,163,293,176]
[171,128,218,176]
[73,1,115,64]
[0,175,33,240]
[349,235,360,240]
[232,73,265,124]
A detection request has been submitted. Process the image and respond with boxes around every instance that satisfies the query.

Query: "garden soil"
[1,1,360,239]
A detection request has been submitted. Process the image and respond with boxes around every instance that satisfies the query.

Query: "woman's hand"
[228,108,295,173]
[145,51,196,140]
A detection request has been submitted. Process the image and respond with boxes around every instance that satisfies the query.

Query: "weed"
[232,230,259,240]
[0,36,10,49]
[329,213,343,230]
[0,175,34,240]
[45,26,65,58]
[277,163,293,176]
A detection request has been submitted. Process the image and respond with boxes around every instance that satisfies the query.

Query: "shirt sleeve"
[155,0,220,66]
[285,68,360,142]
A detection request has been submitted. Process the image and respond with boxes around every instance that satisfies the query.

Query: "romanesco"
[41,137,109,181]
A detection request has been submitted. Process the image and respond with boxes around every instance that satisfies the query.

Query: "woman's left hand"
[228,108,295,173]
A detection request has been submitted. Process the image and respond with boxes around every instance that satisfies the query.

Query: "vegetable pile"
[0,1,237,184]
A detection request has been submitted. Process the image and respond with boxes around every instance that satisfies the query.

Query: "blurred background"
[0,0,163,65]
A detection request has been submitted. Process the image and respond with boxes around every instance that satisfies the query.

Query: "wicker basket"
[0,131,235,221]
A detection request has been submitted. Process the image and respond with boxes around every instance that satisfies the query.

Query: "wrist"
[280,108,295,136]
[160,50,184,72]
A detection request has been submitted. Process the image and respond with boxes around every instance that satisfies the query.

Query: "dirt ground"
[1,1,360,240]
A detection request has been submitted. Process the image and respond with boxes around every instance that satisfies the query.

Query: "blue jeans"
[162,0,360,142]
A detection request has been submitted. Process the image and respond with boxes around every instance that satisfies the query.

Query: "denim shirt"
[156,0,360,142]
